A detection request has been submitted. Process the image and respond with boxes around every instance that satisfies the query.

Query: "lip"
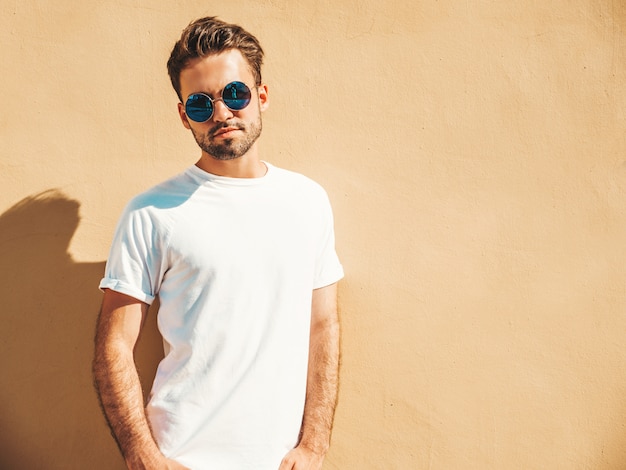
[213,127,241,138]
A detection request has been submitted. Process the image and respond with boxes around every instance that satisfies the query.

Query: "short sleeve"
[313,191,344,289]
[99,203,169,305]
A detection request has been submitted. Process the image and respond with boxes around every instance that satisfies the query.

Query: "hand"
[278,446,325,470]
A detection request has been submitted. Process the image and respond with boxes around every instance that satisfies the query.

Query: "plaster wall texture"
[1,1,626,469]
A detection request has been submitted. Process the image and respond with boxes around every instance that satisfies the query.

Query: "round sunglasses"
[184,81,253,123]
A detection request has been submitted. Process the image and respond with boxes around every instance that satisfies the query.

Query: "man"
[93,16,344,470]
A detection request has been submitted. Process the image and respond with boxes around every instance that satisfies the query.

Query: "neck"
[195,152,267,178]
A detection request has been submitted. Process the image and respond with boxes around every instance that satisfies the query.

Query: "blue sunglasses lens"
[223,81,252,110]
[186,93,213,122]
[185,81,252,123]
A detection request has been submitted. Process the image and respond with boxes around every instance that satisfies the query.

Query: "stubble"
[191,114,263,161]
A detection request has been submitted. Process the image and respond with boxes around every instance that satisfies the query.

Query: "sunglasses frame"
[184,81,255,123]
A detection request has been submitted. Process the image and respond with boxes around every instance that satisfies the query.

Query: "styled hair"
[167,16,264,101]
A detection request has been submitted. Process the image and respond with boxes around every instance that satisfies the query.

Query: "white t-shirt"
[100,163,344,469]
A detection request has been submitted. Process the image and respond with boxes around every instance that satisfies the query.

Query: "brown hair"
[167,16,264,101]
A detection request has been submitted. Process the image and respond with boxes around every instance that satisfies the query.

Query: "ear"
[178,102,192,130]
[257,84,269,112]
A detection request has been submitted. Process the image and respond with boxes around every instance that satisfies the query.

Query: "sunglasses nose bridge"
[211,97,234,121]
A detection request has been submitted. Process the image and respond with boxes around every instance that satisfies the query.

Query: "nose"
[211,99,233,122]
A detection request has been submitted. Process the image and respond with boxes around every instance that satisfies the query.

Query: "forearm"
[93,337,163,469]
[299,313,340,455]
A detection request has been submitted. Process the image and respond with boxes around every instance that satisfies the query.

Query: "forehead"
[179,49,254,99]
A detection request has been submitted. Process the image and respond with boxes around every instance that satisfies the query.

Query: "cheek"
[190,123,212,138]
[240,104,261,121]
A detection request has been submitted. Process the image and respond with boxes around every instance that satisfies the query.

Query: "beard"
[191,113,263,161]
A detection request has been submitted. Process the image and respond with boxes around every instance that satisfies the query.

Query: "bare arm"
[93,289,187,470]
[279,283,340,470]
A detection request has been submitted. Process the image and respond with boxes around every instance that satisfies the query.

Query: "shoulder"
[268,164,329,200]
[125,169,198,214]
[114,169,199,237]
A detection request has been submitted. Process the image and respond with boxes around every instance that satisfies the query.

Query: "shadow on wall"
[0,190,163,469]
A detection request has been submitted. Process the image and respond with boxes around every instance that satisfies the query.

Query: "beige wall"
[1,1,626,469]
